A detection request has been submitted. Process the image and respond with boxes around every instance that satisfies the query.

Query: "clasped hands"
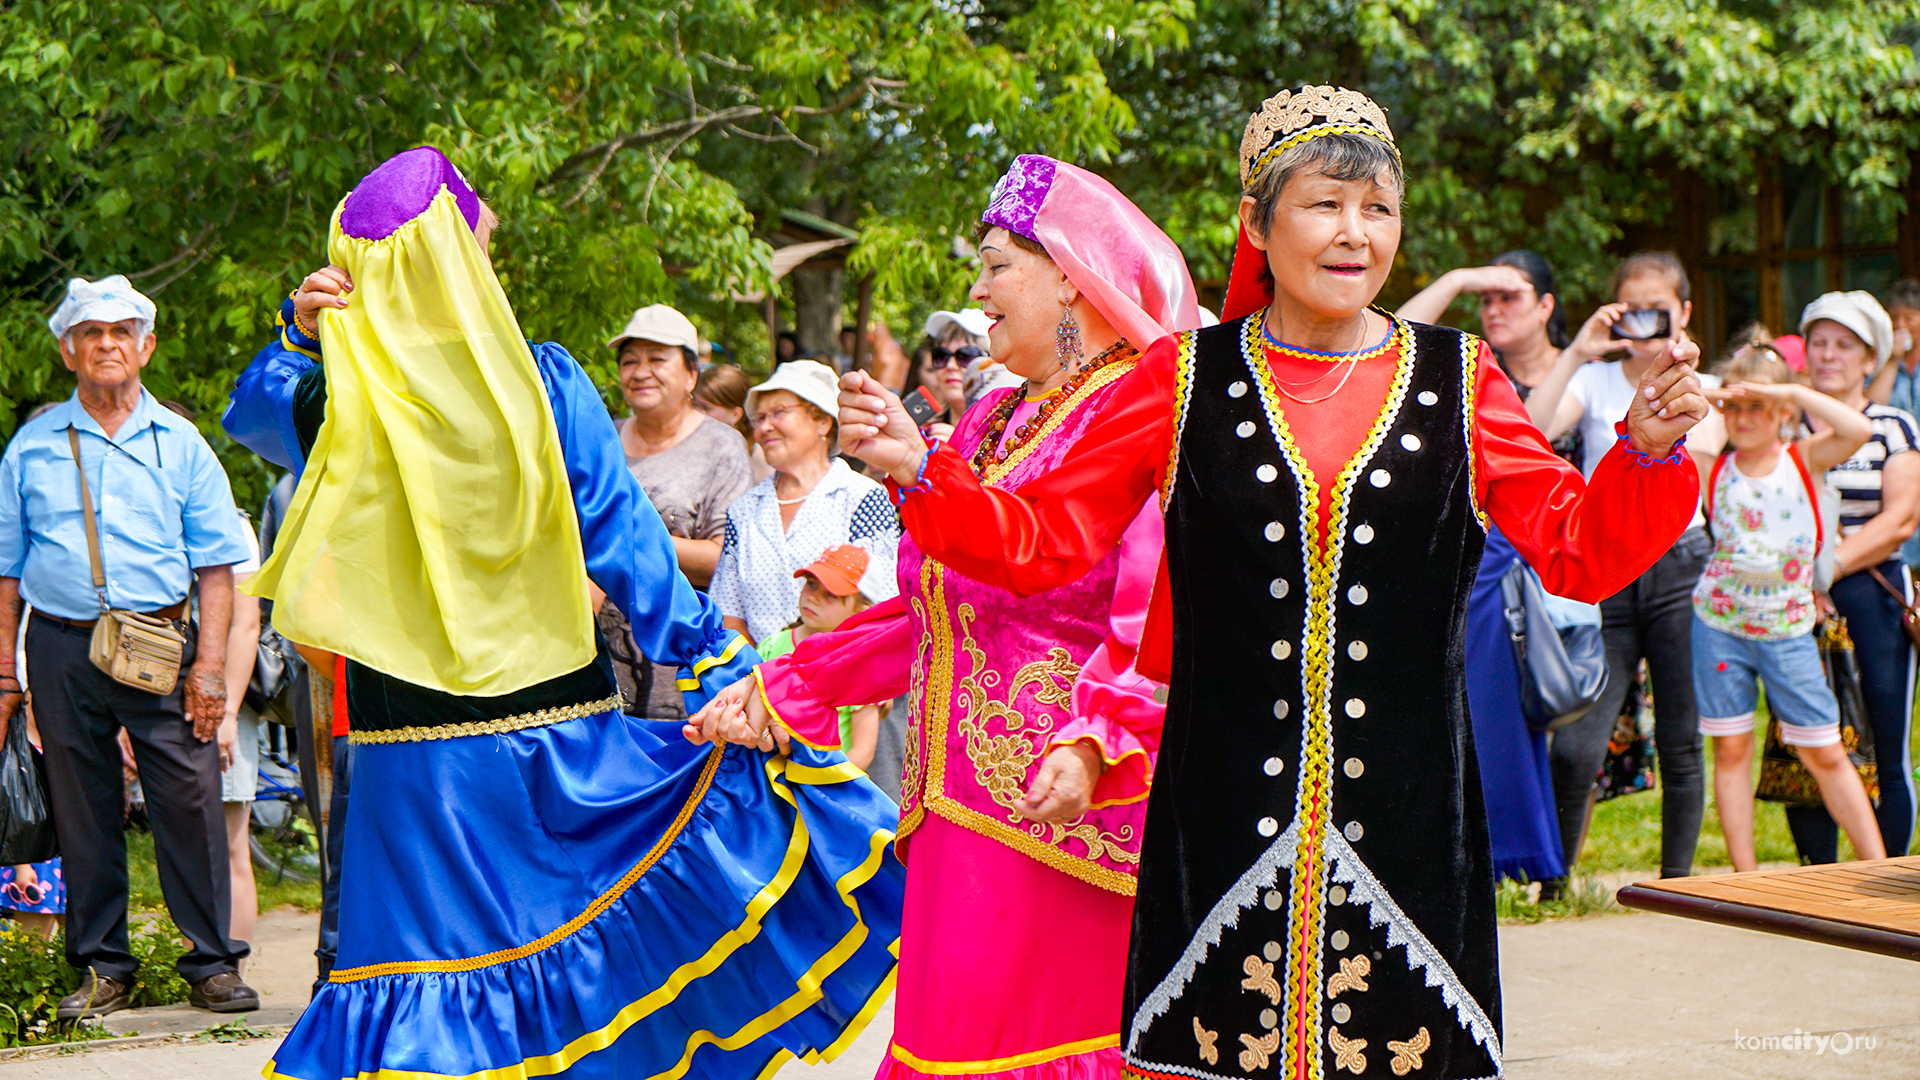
[685,676,1104,823]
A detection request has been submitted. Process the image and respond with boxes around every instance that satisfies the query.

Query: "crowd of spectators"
[1414,251,1920,897]
[4,249,1916,1021]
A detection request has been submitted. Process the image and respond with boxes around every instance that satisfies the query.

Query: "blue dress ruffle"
[267,711,902,1080]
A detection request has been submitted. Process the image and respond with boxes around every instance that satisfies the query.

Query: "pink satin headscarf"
[980,156,1201,349]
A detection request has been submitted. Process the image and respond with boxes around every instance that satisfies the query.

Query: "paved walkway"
[4,906,1914,1078]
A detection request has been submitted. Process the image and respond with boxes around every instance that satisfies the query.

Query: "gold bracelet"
[292,310,319,338]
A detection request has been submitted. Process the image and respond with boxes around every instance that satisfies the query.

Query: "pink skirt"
[879,815,1135,1080]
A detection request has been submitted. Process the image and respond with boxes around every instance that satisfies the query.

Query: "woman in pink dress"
[692,156,1200,1079]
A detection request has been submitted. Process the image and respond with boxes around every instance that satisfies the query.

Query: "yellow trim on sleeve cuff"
[755,667,835,752]
[279,328,321,361]
[675,632,750,691]
[1047,733,1154,809]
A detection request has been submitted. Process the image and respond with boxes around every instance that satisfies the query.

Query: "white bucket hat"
[48,275,157,341]
[746,359,842,445]
[923,309,992,343]
[608,304,700,353]
[1800,291,1894,367]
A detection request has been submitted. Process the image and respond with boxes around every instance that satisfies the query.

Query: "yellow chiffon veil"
[245,187,595,696]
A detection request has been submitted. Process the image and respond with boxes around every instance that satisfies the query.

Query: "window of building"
[1697,162,1910,352]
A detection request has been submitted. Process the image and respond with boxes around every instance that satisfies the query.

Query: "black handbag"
[0,708,57,865]
[1500,558,1610,732]
[1595,662,1657,801]
[246,625,305,728]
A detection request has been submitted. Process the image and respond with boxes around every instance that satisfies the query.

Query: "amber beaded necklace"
[972,339,1135,473]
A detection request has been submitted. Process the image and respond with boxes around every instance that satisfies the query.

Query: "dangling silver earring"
[1055,305,1083,374]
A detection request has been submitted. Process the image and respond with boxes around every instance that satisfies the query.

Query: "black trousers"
[1547,529,1710,878]
[1786,561,1919,862]
[24,613,244,983]
[314,731,353,992]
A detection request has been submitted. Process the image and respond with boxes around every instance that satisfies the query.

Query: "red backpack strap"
[1706,450,1730,527]
[1784,441,1824,554]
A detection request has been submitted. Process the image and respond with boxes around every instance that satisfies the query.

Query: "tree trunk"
[789,263,845,359]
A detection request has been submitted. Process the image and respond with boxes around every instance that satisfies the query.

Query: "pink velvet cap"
[339,147,482,241]
[980,155,1201,349]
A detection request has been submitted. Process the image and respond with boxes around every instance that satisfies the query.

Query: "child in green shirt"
[754,544,883,769]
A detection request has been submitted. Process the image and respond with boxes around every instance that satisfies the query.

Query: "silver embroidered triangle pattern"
[1125,824,1503,1076]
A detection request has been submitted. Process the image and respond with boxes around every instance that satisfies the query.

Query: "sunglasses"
[929,345,985,367]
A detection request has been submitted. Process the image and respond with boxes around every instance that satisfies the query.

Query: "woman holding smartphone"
[901,310,987,438]
[1517,252,1723,888]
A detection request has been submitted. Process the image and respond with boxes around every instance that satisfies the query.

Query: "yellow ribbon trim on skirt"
[268,752,900,1080]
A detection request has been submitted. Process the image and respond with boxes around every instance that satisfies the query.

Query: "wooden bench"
[1616,856,1920,961]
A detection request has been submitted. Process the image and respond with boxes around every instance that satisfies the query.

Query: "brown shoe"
[55,970,132,1020]
[189,971,260,1013]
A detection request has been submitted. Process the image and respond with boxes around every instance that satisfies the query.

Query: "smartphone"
[903,386,942,427]
[1610,308,1672,341]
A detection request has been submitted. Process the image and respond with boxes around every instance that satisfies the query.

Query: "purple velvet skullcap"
[338,147,482,241]
[979,155,1057,242]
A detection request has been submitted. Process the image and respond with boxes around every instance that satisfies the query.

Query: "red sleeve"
[894,335,1178,597]
[331,652,350,737]
[1474,347,1700,601]
[756,597,913,749]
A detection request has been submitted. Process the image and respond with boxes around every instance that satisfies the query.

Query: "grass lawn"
[128,828,323,914]
[1500,699,1917,922]
[1575,699,1918,875]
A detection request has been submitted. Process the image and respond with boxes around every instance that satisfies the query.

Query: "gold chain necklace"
[1265,314,1373,405]
[1271,353,1363,405]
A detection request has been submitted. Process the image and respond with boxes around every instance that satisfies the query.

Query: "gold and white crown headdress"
[1239,85,1398,189]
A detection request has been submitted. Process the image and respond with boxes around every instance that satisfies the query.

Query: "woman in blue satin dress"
[224,147,902,1080]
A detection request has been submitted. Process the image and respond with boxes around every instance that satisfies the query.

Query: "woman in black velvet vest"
[821,86,1712,1079]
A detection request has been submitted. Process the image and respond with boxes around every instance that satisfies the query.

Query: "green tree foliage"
[0,0,1185,502]
[1105,0,1919,316]
[2,1,1915,506]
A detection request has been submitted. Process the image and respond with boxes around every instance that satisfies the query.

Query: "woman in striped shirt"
[1800,289,1919,862]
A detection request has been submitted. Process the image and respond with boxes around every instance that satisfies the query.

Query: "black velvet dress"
[1122,319,1502,1080]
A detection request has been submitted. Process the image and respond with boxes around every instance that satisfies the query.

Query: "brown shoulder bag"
[69,429,186,695]
[1864,565,1920,653]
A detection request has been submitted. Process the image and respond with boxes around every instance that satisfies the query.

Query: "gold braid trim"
[1161,330,1197,514]
[982,355,1136,484]
[1242,308,1417,1080]
[347,694,623,745]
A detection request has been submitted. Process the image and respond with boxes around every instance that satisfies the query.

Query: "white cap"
[48,275,156,341]
[746,360,843,445]
[1800,291,1894,367]
[923,309,992,342]
[608,304,700,352]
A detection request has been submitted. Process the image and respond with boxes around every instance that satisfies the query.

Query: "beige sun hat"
[746,359,842,431]
[748,358,840,414]
[608,304,700,352]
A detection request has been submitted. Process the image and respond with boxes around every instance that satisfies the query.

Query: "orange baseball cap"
[795,543,871,598]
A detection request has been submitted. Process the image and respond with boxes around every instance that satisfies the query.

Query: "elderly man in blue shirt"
[0,276,258,1019]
